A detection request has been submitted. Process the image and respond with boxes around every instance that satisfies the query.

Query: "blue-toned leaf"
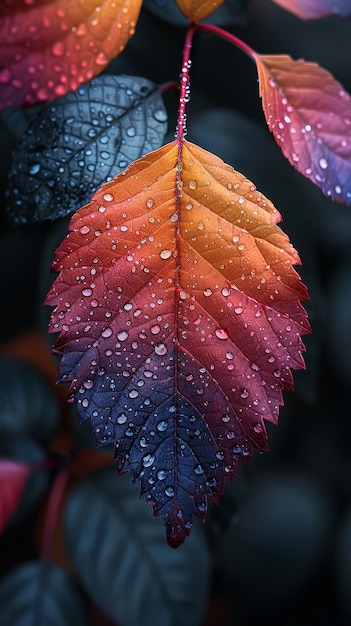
[64,467,210,626]
[270,0,351,19]
[0,561,87,626]
[6,74,168,224]
[0,355,59,444]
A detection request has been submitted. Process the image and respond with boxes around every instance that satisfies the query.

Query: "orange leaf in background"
[176,0,224,21]
[255,53,351,205]
[46,140,309,546]
[0,0,143,110]
[0,460,33,534]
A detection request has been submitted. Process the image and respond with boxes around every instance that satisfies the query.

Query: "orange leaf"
[176,0,224,21]
[46,139,309,546]
[0,0,143,110]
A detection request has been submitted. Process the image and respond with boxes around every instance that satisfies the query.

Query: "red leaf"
[46,140,309,546]
[255,53,351,205]
[0,0,143,110]
[0,460,32,533]
[270,0,351,19]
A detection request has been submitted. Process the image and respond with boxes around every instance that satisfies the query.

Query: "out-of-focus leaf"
[255,53,351,205]
[0,561,87,626]
[46,139,309,546]
[0,460,33,534]
[176,0,224,21]
[0,355,59,443]
[64,467,210,626]
[145,0,248,26]
[6,75,168,224]
[0,434,48,526]
[0,0,143,110]
[270,0,351,19]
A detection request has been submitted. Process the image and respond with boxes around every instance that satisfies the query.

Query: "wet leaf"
[0,0,143,111]
[64,467,210,626]
[270,0,351,19]
[145,0,248,27]
[0,561,87,626]
[255,54,351,205]
[176,0,224,21]
[0,459,32,534]
[46,139,309,546]
[6,75,168,224]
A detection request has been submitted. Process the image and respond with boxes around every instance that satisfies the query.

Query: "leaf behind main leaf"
[0,0,143,110]
[6,75,168,223]
[270,0,351,19]
[255,53,351,205]
[46,139,309,547]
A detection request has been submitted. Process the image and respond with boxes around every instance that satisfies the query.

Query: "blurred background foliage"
[1,0,351,624]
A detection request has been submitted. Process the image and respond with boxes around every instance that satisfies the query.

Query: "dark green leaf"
[0,355,59,444]
[0,561,87,626]
[64,467,210,626]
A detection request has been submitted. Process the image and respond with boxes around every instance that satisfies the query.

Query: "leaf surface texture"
[270,0,351,19]
[256,54,351,205]
[46,139,309,546]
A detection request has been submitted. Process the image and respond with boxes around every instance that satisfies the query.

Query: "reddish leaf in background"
[0,460,32,534]
[46,140,309,546]
[270,0,351,19]
[255,54,351,205]
[0,0,143,111]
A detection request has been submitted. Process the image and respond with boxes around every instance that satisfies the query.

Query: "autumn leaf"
[0,460,33,534]
[0,0,142,111]
[255,54,351,205]
[6,75,168,224]
[176,0,224,21]
[270,0,351,19]
[46,140,309,547]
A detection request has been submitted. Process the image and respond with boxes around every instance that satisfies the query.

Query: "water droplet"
[153,109,167,122]
[234,306,243,315]
[128,389,138,399]
[157,420,168,431]
[29,163,41,175]
[52,41,64,57]
[319,158,328,170]
[117,330,128,341]
[117,413,127,424]
[80,225,90,235]
[189,179,197,190]
[194,464,204,475]
[240,389,249,399]
[103,192,114,202]
[82,288,92,297]
[83,379,93,389]
[101,327,113,338]
[203,288,212,297]
[335,185,342,194]
[165,486,174,497]
[95,51,108,65]
[151,324,161,335]
[154,343,167,356]
[215,328,228,340]
[143,454,155,468]
[146,198,154,208]
[126,126,136,137]
[157,469,167,480]
[160,249,172,260]
[254,422,263,433]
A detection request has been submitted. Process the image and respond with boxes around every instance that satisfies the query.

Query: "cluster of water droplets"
[6,75,167,223]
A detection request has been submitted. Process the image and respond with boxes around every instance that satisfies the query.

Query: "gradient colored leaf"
[270,0,351,19]
[255,54,351,205]
[6,75,168,224]
[176,0,224,21]
[46,140,309,546]
[0,460,32,533]
[0,0,143,111]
